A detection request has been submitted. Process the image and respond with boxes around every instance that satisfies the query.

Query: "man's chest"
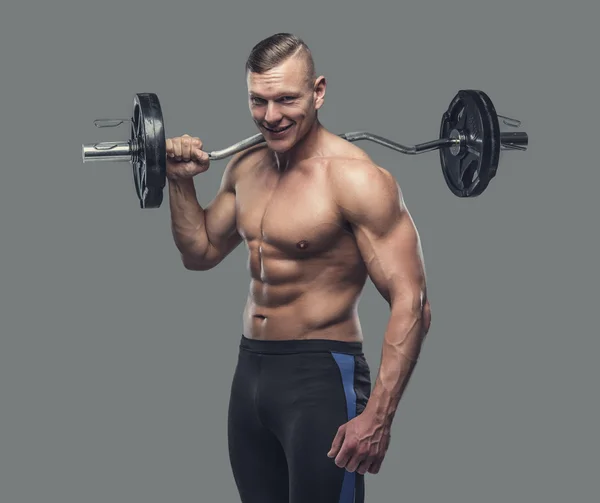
[234,166,350,254]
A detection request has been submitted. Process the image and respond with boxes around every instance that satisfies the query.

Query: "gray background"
[1,0,598,502]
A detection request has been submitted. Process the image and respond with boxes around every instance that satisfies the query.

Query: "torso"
[233,133,371,341]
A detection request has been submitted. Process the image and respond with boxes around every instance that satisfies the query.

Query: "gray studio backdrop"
[1,1,598,502]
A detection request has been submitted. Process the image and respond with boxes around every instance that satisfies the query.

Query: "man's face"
[247,56,324,153]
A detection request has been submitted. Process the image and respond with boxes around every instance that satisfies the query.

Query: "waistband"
[239,334,363,355]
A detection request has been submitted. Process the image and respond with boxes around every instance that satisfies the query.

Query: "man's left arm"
[327,160,432,474]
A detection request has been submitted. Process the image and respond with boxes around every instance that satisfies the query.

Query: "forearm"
[168,179,211,262]
[365,302,430,424]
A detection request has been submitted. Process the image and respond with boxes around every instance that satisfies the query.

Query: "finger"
[356,457,375,476]
[172,138,182,158]
[368,458,383,474]
[166,138,175,157]
[334,440,355,469]
[193,147,208,164]
[182,135,202,154]
[327,425,346,458]
[182,136,193,161]
[193,140,205,161]
[345,449,368,473]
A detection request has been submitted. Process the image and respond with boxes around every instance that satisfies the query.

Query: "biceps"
[358,215,427,305]
[204,190,241,253]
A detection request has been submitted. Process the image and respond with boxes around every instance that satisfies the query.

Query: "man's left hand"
[327,411,391,475]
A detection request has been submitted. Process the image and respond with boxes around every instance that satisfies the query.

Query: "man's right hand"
[166,134,210,180]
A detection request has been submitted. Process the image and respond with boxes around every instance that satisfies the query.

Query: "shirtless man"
[166,33,432,503]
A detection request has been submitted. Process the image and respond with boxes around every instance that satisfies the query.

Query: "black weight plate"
[439,90,501,197]
[131,93,166,208]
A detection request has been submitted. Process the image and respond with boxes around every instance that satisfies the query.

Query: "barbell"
[81,90,529,208]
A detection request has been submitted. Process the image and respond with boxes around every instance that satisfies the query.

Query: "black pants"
[228,335,372,503]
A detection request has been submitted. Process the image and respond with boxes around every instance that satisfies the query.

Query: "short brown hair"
[245,33,316,87]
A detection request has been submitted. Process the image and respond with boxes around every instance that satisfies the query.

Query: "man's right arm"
[168,157,242,271]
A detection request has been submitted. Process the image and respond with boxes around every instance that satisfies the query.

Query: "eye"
[251,97,265,105]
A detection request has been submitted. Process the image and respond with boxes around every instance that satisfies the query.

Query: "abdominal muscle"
[242,238,367,342]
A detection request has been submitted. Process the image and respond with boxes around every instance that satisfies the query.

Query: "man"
[166,33,431,503]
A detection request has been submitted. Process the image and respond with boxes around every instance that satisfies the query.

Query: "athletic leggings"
[227,335,372,503]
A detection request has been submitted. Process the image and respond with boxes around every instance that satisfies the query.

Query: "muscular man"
[166,33,432,503]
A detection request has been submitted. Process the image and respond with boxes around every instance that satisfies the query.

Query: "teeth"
[267,125,291,132]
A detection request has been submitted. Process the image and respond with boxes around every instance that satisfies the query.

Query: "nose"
[264,102,283,124]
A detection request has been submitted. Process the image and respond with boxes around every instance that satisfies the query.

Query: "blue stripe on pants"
[331,352,357,503]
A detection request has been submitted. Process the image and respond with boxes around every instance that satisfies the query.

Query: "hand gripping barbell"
[81,90,529,208]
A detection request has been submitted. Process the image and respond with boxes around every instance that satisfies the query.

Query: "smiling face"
[247,55,326,154]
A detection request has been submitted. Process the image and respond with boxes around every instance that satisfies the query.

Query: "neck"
[273,119,325,171]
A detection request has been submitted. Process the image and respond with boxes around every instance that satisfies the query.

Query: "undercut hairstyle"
[245,33,316,88]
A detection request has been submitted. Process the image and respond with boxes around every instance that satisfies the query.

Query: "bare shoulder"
[324,155,405,235]
[327,156,401,207]
[221,143,270,189]
[323,133,398,193]
[327,132,373,162]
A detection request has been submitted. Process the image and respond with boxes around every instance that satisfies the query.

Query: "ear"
[313,76,327,110]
